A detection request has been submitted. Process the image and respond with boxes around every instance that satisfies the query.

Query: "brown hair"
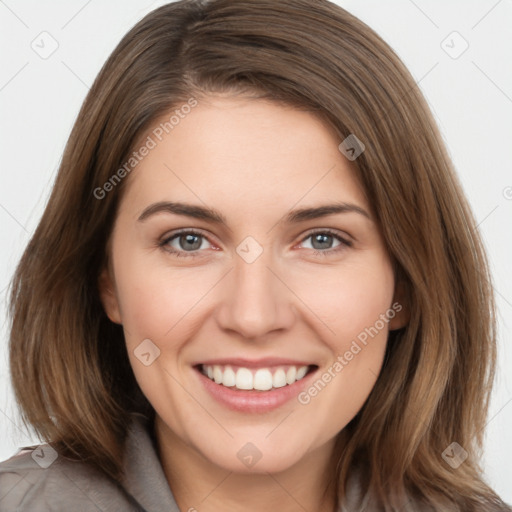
[8,0,510,510]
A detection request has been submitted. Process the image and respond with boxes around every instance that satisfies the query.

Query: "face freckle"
[99,95,406,475]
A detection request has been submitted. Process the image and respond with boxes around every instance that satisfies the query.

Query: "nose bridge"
[216,237,294,338]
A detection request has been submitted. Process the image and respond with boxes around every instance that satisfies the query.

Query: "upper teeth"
[202,364,310,391]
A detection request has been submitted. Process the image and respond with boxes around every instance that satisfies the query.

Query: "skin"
[99,95,408,512]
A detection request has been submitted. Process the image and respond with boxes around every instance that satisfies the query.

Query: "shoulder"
[339,468,436,512]
[0,443,139,512]
[340,468,512,512]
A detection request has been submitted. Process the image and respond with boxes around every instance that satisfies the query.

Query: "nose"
[215,247,296,340]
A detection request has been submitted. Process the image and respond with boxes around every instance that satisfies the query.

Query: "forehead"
[119,96,368,220]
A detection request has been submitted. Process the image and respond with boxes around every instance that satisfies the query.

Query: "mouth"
[194,362,319,392]
[193,359,320,413]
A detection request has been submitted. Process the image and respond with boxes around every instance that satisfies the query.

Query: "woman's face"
[100,95,406,474]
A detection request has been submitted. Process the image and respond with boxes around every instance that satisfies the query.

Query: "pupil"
[181,234,201,251]
[312,234,332,250]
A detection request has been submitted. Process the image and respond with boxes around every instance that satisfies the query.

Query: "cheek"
[289,253,395,418]
[295,268,394,438]
[290,255,395,344]
[111,250,208,423]
[112,248,215,342]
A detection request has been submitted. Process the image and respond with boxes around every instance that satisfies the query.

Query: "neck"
[154,416,339,512]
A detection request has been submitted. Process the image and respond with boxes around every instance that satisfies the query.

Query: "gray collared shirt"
[0,413,432,511]
[0,414,179,511]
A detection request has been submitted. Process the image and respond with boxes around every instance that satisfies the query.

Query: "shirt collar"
[120,413,181,512]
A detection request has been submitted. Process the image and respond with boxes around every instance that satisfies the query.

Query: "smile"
[199,364,315,391]
[193,358,319,412]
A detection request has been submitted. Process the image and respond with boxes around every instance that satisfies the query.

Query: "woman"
[1,0,510,510]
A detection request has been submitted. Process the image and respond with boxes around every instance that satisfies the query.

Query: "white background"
[0,0,511,504]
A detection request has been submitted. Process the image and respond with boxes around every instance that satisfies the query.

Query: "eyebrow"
[137,201,371,224]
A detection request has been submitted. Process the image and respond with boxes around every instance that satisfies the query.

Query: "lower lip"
[195,366,318,413]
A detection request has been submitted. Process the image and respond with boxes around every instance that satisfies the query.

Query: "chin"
[196,437,309,475]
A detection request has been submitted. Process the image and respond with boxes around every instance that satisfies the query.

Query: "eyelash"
[158,228,352,259]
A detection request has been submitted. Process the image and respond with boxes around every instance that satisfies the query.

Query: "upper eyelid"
[162,228,215,244]
[161,228,352,249]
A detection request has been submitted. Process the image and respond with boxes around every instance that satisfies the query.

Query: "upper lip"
[195,357,316,368]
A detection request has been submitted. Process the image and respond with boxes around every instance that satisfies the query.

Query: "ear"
[98,266,122,324]
[388,279,409,330]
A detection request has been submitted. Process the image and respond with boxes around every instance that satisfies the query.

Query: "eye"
[159,228,352,259]
[298,229,352,256]
[159,229,213,258]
